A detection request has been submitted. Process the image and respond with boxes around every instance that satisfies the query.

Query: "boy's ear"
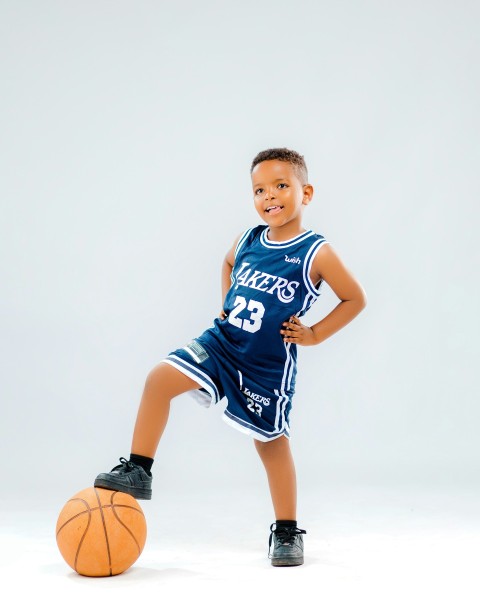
[302,184,314,206]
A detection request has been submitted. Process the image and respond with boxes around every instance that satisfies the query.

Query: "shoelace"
[111,457,135,472]
[268,523,307,553]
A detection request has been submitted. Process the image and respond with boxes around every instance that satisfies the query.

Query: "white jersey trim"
[298,291,317,319]
[303,239,330,297]
[234,228,254,258]
[274,389,292,433]
[222,411,290,442]
[260,228,315,249]
[231,228,254,286]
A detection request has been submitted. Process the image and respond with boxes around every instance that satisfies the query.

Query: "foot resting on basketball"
[94,457,153,500]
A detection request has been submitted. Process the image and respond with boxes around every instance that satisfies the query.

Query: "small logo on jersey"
[285,255,301,265]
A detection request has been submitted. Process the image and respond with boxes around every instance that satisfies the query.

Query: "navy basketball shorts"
[162,330,293,442]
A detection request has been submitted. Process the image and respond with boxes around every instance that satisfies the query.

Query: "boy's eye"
[254,184,287,194]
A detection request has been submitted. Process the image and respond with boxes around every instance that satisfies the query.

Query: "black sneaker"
[94,457,152,500]
[268,523,306,567]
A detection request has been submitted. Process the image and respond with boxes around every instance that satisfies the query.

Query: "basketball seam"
[75,503,91,573]
[94,487,113,576]
[56,498,92,537]
[56,503,144,536]
[56,498,92,572]
[111,493,145,556]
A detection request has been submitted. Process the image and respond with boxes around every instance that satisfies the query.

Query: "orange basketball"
[56,487,147,577]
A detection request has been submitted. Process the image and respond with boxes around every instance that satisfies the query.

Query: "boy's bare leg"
[254,436,297,520]
[131,363,201,458]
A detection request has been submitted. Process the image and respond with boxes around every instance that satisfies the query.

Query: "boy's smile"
[265,205,283,215]
[251,160,313,241]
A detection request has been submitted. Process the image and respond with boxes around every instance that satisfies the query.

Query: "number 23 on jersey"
[228,295,265,333]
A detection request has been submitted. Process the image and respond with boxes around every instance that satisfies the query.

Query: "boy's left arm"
[280,243,367,346]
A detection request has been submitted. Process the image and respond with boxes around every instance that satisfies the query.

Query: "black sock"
[276,520,297,529]
[129,453,154,476]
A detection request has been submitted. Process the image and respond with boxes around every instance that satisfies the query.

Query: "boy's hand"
[219,310,227,320]
[280,316,317,346]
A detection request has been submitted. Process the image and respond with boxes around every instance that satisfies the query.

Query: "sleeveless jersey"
[208,225,330,395]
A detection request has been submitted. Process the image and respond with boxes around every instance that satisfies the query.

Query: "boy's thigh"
[161,343,224,406]
[146,362,202,396]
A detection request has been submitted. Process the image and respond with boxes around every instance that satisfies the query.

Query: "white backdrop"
[0,0,478,509]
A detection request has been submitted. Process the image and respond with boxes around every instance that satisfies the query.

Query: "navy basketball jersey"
[210,225,330,395]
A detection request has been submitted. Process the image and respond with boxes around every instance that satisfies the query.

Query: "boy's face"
[251,160,313,233]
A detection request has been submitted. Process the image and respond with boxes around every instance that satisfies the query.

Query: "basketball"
[56,487,147,577]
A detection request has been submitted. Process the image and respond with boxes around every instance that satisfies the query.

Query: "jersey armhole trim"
[234,227,254,259]
[303,239,330,296]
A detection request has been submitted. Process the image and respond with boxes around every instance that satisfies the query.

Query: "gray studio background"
[1,0,478,513]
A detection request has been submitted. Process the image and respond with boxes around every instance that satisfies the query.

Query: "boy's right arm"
[219,234,241,319]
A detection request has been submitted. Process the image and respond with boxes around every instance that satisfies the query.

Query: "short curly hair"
[250,147,308,184]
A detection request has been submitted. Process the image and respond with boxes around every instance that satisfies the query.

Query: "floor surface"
[1,482,478,600]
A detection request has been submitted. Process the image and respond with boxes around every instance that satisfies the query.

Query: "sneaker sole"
[271,557,304,567]
[94,478,152,500]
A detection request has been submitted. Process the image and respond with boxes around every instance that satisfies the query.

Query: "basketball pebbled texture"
[56,487,147,577]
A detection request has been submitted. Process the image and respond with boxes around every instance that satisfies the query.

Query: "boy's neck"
[266,224,307,242]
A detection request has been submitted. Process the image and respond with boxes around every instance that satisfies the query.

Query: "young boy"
[94,147,367,567]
